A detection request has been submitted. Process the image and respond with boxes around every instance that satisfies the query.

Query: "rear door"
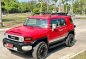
[48,18,68,43]
[58,18,68,38]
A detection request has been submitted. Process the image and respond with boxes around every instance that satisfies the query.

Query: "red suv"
[3,14,75,59]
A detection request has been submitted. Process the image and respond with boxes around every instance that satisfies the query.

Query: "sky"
[18,0,31,2]
[18,0,53,2]
[18,0,74,6]
[18,0,64,7]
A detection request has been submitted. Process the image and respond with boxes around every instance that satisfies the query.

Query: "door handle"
[59,29,63,31]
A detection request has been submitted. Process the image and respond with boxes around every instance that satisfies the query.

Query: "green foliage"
[18,2,29,13]
[73,0,86,14]
[2,0,86,14]
[2,0,18,13]
[1,0,57,13]
[33,8,40,14]
[32,3,47,13]
[73,1,80,14]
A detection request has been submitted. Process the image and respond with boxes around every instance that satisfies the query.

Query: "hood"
[6,26,48,39]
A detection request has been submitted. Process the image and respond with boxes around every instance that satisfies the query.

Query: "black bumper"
[3,38,33,53]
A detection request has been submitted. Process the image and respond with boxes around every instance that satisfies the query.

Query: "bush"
[33,8,40,14]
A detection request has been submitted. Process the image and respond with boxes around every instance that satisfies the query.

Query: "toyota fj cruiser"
[3,13,75,59]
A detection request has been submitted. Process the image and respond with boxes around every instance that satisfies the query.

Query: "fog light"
[22,46,32,51]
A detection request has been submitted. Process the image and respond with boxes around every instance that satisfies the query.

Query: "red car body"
[3,14,75,59]
[6,15,74,43]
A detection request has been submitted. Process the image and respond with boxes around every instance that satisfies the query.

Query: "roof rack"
[31,12,51,15]
[32,12,68,16]
[51,12,68,16]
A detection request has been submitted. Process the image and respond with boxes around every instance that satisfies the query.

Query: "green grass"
[1,13,31,28]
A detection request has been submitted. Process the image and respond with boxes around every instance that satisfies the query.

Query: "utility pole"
[38,1,44,14]
[0,0,3,27]
[71,0,73,14]
[40,1,43,13]
[58,0,64,12]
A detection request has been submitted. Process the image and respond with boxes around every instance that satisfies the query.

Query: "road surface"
[0,19,86,59]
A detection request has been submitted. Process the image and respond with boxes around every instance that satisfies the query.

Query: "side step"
[49,41,65,49]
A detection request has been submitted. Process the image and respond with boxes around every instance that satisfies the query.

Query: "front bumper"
[3,38,33,53]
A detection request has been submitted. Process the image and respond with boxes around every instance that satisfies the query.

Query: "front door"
[48,18,61,43]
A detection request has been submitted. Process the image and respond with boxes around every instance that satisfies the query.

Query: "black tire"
[32,42,48,59]
[65,34,75,47]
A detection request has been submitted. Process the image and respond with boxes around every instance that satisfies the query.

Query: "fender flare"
[32,37,48,47]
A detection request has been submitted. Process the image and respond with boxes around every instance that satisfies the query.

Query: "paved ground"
[0,19,86,59]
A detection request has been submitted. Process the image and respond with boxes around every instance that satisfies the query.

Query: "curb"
[0,28,10,31]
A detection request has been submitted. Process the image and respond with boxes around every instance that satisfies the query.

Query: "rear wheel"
[65,34,75,47]
[32,42,48,59]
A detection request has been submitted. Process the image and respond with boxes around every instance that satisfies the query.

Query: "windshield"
[24,18,48,28]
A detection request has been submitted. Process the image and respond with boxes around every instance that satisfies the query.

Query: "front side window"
[24,18,48,28]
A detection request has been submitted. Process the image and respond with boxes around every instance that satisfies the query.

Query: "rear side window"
[50,19,59,27]
[50,18,66,27]
[59,18,66,26]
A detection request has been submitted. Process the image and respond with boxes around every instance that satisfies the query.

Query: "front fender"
[32,37,48,47]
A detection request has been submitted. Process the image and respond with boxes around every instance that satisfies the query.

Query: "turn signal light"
[24,37,32,41]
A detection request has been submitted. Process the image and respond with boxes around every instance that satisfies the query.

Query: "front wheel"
[8,49,16,53]
[65,34,75,47]
[32,42,48,59]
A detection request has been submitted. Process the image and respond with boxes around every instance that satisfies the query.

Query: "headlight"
[4,33,8,38]
[19,36,24,42]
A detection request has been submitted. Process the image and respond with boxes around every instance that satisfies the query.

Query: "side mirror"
[52,24,57,31]
[74,25,76,28]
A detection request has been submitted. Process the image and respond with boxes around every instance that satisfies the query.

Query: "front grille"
[5,33,24,42]
[8,35,19,41]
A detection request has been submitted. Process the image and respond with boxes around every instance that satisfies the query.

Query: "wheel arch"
[32,37,48,47]
[66,30,75,38]
[65,30,75,47]
[69,30,75,35]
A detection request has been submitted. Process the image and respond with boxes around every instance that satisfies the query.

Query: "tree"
[2,0,18,13]
[18,2,26,13]
[38,0,44,13]
[79,0,86,14]
[73,1,80,14]
[32,2,47,13]
[73,0,86,14]
[52,0,58,12]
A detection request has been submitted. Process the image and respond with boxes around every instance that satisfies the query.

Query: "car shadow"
[10,44,66,59]
[10,40,77,59]
[48,44,66,56]
[47,39,77,58]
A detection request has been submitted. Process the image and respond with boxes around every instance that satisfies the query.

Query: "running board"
[49,41,65,49]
